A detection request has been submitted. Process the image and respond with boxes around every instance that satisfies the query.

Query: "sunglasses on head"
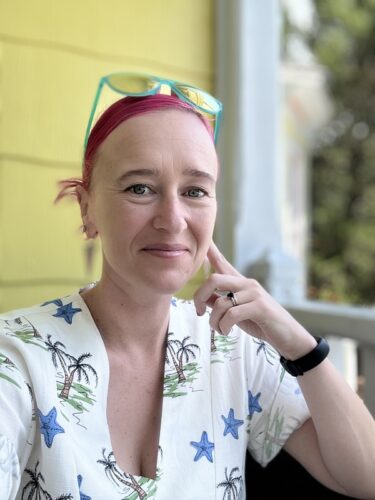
[84,72,223,148]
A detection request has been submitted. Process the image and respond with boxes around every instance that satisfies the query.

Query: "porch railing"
[284,300,375,417]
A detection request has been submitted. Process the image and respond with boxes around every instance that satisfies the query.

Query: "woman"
[0,73,374,500]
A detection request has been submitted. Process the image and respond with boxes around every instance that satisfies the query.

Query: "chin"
[143,270,194,296]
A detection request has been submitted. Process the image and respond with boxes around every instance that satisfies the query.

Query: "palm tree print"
[45,335,74,384]
[0,355,15,367]
[97,449,147,499]
[45,335,97,415]
[176,336,200,373]
[1,317,45,347]
[0,353,22,389]
[24,317,42,338]
[22,461,49,500]
[208,307,239,362]
[22,461,72,500]
[166,333,185,382]
[252,338,277,365]
[217,467,243,500]
[264,406,285,460]
[211,328,217,352]
[210,332,239,363]
[164,332,201,397]
[60,353,98,400]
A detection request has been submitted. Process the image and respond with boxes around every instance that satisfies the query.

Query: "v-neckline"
[73,290,173,482]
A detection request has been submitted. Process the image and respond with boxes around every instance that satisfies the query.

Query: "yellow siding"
[0,0,214,311]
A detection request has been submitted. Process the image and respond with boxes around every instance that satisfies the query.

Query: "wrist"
[277,329,318,361]
[280,337,330,377]
[279,334,317,361]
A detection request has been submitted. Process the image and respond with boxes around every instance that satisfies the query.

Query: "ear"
[76,185,98,239]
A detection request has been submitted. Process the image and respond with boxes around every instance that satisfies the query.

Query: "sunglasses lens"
[106,74,158,95]
[175,84,221,114]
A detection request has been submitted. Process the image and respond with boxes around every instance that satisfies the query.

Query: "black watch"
[280,337,330,377]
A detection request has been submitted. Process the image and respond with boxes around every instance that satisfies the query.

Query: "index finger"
[207,241,242,277]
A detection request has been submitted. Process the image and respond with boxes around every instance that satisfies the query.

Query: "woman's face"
[82,108,218,296]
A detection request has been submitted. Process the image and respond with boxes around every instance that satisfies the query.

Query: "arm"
[194,242,375,499]
[285,359,375,499]
[0,352,34,500]
[284,417,359,497]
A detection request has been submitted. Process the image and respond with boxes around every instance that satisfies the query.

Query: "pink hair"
[56,94,214,202]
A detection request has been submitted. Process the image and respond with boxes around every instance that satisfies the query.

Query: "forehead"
[95,108,218,175]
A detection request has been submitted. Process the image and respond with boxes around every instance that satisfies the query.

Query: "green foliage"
[285,0,375,304]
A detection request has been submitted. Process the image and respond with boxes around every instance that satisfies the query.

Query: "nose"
[152,194,188,234]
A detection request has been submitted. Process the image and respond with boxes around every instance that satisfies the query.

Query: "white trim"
[215,0,282,271]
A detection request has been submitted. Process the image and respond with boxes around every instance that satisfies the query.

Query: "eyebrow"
[115,168,216,184]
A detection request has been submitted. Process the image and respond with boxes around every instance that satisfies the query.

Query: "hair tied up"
[54,178,84,204]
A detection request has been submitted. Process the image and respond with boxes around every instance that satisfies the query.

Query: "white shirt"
[0,291,310,499]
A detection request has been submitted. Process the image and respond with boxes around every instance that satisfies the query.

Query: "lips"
[142,243,190,258]
[143,243,189,251]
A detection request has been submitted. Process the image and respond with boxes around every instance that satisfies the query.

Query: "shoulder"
[0,292,86,362]
[0,295,76,322]
[0,300,50,344]
[0,291,93,390]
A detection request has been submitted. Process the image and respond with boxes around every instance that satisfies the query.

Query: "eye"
[185,187,208,198]
[126,184,152,195]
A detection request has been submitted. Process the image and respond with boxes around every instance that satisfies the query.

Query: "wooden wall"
[0,0,214,310]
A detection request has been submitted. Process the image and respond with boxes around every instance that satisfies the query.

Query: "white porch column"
[215,0,303,301]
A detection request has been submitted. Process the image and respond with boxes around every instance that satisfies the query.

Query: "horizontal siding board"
[1,44,212,161]
[0,160,101,281]
[0,0,213,80]
[0,0,214,310]
[0,283,91,312]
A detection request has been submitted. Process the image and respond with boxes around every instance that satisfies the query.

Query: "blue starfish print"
[221,408,244,439]
[171,298,177,307]
[41,298,63,307]
[38,406,65,448]
[53,302,82,324]
[190,431,214,462]
[248,390,262,420]
[77,474,91,500]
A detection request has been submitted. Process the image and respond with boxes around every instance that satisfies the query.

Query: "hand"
[193,241,316,359]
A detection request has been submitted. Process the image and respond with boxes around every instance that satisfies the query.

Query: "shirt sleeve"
[0,351,34,499]
[244,334,311,467]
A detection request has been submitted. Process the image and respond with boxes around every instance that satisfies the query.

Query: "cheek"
[194,206,217,249]
[93,197,139,232]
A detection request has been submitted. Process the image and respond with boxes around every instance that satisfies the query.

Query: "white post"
[215,0,303,301]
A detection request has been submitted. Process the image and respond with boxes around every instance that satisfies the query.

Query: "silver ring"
[227,291,238,307]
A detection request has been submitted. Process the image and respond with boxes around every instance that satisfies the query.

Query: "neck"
[80,277,172,356]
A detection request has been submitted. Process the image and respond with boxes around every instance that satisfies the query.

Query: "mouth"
[142,244,190,258]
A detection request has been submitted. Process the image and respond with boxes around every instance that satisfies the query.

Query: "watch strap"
[280,337,330,377]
